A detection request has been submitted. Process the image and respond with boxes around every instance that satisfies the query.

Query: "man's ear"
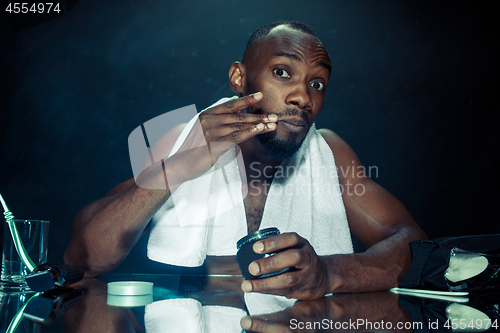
[229,61,246,94]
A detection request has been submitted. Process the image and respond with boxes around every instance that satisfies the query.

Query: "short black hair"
[242,21,320,64]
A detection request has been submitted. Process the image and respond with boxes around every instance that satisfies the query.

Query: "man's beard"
[256,108,311,160]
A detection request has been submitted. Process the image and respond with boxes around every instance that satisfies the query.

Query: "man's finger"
[253,233,305,254]
[201,112,278,129]
[248,249,303,277]
[223,112,278,124]
[223,119,277,138]
[242,271,300,293]
[209,92,263,114]
[241,316,291,333]
[217,122,277,146]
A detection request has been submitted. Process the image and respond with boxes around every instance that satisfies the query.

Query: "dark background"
[1,0,498,273]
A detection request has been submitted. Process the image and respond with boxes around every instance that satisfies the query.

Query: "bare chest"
[243,183,269,234]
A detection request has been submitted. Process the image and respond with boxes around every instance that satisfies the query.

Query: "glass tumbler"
[1,219,49,290]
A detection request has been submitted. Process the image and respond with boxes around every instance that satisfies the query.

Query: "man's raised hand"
[160,92,277,188]
[193,92,277,160]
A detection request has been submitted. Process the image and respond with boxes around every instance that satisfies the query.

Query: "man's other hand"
[241,232,331,300]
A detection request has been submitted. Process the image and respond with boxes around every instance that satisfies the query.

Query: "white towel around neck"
[147,97,353,267]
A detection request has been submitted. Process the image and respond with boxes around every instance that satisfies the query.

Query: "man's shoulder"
[317,128,353,156]
[317,128,359,172]
[317,128,342,145]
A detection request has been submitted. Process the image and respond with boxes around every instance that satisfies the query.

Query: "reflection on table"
[1,273,499,332]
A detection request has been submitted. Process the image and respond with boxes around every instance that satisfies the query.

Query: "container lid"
[236,227,280,250]
[107,281,153,295]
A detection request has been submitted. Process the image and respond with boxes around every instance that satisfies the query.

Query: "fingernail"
[266,123,276,130]
[254,241,264,253]
[249,262,260,275]
[241,316,252,330]
[267,114,278,122]
[256,123,265,130]
[253,92,263,100]
[242,280,253,292]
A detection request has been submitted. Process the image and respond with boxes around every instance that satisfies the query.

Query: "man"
[64,21,426,300]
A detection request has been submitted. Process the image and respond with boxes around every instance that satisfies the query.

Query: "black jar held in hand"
[236,227,289,280]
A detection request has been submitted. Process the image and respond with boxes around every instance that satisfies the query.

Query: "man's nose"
[285,82,312,110]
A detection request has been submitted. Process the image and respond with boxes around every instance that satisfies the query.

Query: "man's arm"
[319,128,427,291]
[63,181,168,277]
[64,93,278,277]
[63,123,187,277]
[240,128,426,299]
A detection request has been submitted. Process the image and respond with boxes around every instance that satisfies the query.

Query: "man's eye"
[273,68,290,78]
[311,81,324,91]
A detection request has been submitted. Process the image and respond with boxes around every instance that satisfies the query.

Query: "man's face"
[243,26,331,160]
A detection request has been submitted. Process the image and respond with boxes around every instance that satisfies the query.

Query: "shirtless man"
[64,21,426,300]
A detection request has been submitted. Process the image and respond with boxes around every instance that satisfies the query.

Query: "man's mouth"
[277,118,307,133]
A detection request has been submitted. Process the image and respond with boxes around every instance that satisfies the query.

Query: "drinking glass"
[1,219,49,290]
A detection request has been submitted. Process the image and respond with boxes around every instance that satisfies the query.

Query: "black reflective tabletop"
[1,274,499,332]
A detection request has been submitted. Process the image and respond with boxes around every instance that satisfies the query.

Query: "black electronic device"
[26,263,84,292]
